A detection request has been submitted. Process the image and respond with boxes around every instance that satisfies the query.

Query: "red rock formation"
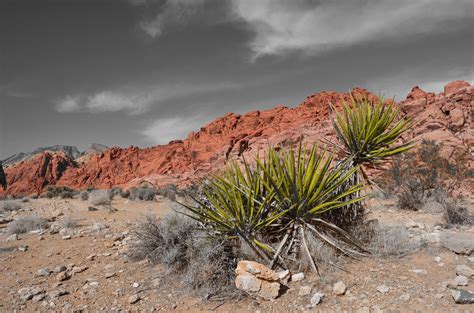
[2,81,472,196]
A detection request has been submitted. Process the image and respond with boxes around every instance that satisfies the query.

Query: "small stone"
[48,289,69,298]
[434,294,444,299]
[88,206,98,211]
[86,254,96,261]
[333,281,346,296]
[410,268,428,275]
[89,281,99,287]
[18,245,28,252]
[299,285,312,296]
[37,268,50,277]
[6,234,18,242]
[399,293,410,301]
[32,294,46,302]
[71,265,88,275]
[444,280,459,289]
[455,275,469,286]
[434,256,442,263]
[291,272,305,282]
[105,272,116,279]
[277,270,290,284]
[132,282,139,288]
[310,292,324,306]
[376,284,390,294]
[451,289,474,304]
[56,272,70,282]
[456,265,474,278]
[62,235,71,240]
[128,294,141,304]
[53,265,67,273]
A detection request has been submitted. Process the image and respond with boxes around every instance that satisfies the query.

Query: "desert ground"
[1,195,473,312]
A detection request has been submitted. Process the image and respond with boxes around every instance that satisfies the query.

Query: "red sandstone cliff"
[1,81,472,196]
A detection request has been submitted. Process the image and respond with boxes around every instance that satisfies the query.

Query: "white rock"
[399,293,410,301]
[433,256,442,263]
[310,292,324,306]
[6,234,18,242]
[132,282,139,288]
[454,275,468,286]
[291,272,305,282]
[376,284,390,294]
[333,281,346,295]
[455,264,474,278]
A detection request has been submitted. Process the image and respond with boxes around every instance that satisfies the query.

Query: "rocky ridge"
[1,81,472,196]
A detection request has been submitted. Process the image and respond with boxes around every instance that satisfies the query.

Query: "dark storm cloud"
[0,0,473,158]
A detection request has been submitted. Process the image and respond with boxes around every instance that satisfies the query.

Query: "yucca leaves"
[257,144,366,220]
[178,158,284,255]
[332,96,414,165]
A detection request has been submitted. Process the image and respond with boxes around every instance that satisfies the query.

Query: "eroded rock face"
[1,81,472,196]
[235,260,281,300]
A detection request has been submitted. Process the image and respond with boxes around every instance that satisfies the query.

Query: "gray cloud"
[56,81,239,115]
[231,0,473,59]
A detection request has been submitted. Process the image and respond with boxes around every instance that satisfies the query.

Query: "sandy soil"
[0,196,473,312]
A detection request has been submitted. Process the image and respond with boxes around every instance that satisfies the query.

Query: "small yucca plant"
[332,96,414,167]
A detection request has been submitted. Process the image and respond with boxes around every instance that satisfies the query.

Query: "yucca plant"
[332,96,414,170]
[257,144,368,273]
[177,159,286,260]
[326,96,415,227]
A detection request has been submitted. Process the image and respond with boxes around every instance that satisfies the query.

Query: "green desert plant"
[180,144,368,273]
[332,96,414,167]
[179,158,286,260]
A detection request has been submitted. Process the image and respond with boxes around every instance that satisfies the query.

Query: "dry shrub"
[120,190,130,199]
[129,187,156,201]
[80,191,89,201]
[443,200,472,226]
[364,223,425,257]
[0,200,22,212]
[89,190,112,206]
[60,215,78,228]
[129,213,239,297]
[7,215,49,235]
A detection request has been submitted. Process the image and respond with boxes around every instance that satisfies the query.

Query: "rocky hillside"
[2,145,82,167]
[1,81,472,196]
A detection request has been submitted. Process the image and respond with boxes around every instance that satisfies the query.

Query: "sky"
[1,0,473,159]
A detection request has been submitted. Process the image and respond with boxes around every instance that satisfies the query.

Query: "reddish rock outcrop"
[2,81,472,196]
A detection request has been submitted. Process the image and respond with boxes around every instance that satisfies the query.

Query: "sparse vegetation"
[120,189,130,199]
[88,190,112,206]
[0,200,22,212]
[80,191,89,201]
[362,223,425,257]
[129,213,238,297]
[7,215,49,235]
[381,140,473,227]
[129,187,156,201]
[59,215,78,228]
[43,186,77,199]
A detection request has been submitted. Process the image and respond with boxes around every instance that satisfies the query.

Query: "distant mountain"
[2,145,81,166]
[85,143,109,155]
[2,143,109,166]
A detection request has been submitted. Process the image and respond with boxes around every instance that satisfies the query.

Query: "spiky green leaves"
[179,144,367,258]
[332,97,414,165]
[258,145,366,221]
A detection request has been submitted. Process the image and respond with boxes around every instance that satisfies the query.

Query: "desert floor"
[1,196,473,312]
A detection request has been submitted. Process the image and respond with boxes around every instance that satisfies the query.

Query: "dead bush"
[80,191,89,201]
[366,223,425,257]
[60,215,78,228]
[7,215,49,235]
[89,190,112,206]
[129,187,156,201]
[381,140,473,211]
[443,200,472,226]
[120,190,130,199]
[129,213,239,297]
[0,200,22,212]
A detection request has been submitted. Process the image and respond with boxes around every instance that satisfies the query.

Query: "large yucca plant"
[258,144,368,272]
[178,159,285,260]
